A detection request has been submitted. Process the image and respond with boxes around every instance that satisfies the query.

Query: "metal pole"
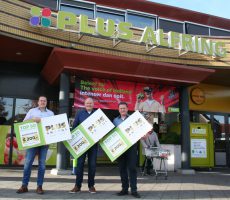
[56,72,69,170]
[180,86,191,169]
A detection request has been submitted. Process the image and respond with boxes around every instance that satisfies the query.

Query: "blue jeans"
[22,145,48,187]
[117,143,138,192]
[75,143,98,188]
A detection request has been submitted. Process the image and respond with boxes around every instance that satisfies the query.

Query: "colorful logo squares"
[30,7,51,27]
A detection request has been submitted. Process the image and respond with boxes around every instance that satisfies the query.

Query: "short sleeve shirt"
[23,107,54,121]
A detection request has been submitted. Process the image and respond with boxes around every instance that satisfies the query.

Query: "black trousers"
[142,157,152,173]
[117,143,138,192]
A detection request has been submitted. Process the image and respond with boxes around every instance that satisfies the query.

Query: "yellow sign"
[189,84,230,113]
[190,87,205,105]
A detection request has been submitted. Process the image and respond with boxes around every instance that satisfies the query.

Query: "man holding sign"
[113,102,141,199]
[69,98,98,194]
[16,96,54,195]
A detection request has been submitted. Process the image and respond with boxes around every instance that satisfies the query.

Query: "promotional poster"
[74,78,179,113]
[14,114,71,150]
[100,110,153,162]
[64,109,115,159]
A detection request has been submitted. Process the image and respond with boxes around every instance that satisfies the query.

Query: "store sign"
[74,78,179,113]
[190,87,205,105]
[192,128,207,134]
[29,7,227,58]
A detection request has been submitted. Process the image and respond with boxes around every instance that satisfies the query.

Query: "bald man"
[69,98,98,194]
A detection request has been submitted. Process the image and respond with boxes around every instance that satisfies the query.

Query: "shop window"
[14,99,37,123]
[185,22,209,35]
[127,12,156,29]
[0,97,13,165]
[60,0,95,19]
[213,115,225,139]
[210,28,230,36]
[159,18,184,33]
[0,97,13,125]
[96,6,125,24]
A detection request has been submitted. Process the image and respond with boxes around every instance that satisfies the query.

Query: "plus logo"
[30,7,51,27]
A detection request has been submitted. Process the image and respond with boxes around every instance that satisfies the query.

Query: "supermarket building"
[0,0,230,171]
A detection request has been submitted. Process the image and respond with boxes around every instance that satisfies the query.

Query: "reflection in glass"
[213,115,225,138]
[0,97,13,125]
[96,12,125,24]
[14,99,37,123]
[127,14,156,29]
[60,5,94,19]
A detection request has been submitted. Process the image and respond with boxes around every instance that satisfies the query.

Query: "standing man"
[17,96,54,194]
[113,102,141,198]
[69,97,97,194]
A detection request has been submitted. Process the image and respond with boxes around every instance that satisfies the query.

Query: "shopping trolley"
[142,147,170,179]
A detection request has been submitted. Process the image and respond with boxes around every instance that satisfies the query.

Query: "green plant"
[159,132,180,144]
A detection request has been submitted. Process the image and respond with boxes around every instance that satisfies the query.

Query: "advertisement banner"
[14,114,71,150]
[0,125,11,165]
[100,111,152,162]
[74,78,179,113]
[64,109,115,159]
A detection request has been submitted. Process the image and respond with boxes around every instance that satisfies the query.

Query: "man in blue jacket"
[69,97,97,194]
[113,102,141,198]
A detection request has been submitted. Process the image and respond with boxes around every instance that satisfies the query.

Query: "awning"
[42,47,215,86]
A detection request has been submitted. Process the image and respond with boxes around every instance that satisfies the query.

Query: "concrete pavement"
[0,167,230,199]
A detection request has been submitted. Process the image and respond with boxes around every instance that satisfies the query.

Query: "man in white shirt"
[17,96,54,195]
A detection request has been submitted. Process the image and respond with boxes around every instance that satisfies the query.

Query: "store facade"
[0,0,230,169]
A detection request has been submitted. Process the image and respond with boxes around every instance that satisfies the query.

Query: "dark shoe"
[89,186,96,194]
[117,190,128,196]
[131,191,141,198]
[36,186,44,195]
[16,185,28,194]
[69,186,81,193]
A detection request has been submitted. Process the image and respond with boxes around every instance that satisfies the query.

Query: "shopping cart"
[142,147,170,179]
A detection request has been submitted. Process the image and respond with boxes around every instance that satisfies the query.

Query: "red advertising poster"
[74,78,179,113]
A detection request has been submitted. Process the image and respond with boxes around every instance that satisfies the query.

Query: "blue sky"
[149,0,230,19]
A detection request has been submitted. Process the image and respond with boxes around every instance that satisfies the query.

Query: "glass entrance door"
[191,111,230,167]
[213,115,227,166]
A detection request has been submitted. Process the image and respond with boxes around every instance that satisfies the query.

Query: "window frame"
[59,0,96,18]
[95,5,126,23]
[126,9,157,30]
[158,17,185,33]
[185,21,211,36]
[209,26,230,37]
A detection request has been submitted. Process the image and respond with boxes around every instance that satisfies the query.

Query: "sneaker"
[89,186,96,194]
[117,190,128,196]
[131,191,141,198]
[36,186,44,195]
[69,186,81,193]
[16,185,28,194]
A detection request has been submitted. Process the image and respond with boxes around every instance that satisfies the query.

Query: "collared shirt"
[73,109,95,129]
[135,99,161,113]
[113,115,129,126]
[23,107,54,121]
